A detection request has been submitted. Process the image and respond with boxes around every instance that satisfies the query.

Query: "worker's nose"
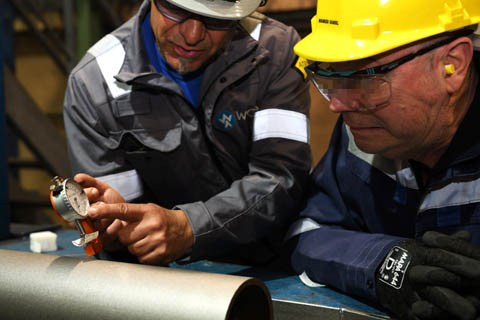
[179,18,206,46]
[328,92,363,113]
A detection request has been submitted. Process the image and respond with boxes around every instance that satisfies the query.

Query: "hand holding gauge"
[49,176,102,257]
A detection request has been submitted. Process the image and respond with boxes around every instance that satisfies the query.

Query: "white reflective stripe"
[253,109,309,143]
[284,217,321,241]
[299,272,326,288]
[250,23,262,41]
[419,177,480,213]
[96,169,143,202]
[88,34,132,99]
[346,125,418,190]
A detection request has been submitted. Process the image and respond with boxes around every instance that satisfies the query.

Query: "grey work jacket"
[63,0,311,263]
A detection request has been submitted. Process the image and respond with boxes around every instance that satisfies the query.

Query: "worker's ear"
[440,36,474,94]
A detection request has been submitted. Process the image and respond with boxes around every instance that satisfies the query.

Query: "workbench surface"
[0,229,388,320]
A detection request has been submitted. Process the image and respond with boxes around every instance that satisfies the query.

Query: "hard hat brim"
[165,0,262,20]
[296,23,480,63]
[294,31,430,63]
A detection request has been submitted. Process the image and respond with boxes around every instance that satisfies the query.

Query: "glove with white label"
[375,231,480,320]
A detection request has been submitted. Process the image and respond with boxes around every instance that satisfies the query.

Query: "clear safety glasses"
[306,67,392,111]
[153,0,238,30]
[306,32,472,111]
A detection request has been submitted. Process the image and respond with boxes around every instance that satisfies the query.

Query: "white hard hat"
[165,0,263,20]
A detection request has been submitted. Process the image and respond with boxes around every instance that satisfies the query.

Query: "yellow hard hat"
[295,0,480,62]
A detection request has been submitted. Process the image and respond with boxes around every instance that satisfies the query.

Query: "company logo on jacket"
[216,112,236,130]
[215,106,259,131]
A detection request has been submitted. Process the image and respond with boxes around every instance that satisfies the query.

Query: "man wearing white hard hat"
[63,0,311,266]
[288,0,480,319]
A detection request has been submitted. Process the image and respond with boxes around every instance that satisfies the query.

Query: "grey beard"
[176,57,195,74]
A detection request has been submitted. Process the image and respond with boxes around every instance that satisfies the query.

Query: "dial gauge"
[64,179,89,218]
[50,177,89,222]
[49,176,103,257]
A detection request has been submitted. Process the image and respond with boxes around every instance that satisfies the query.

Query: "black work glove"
[420,231,480,319]
[376,231,480,320]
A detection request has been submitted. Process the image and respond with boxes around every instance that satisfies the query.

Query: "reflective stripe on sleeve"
[96,169,143,202]
[284,217,321,241]
[253,109,309,143]
[419,177,480,213]
[88,34,132,99]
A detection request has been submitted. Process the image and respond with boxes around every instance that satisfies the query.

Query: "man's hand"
[74,173,127,251]
[376,231,480,320]
[74,173,125,204]
[88,202,194,265]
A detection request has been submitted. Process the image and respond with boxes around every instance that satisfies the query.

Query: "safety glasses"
[306,70,392,111]
[306,31,472,111]
[153,0,238,30]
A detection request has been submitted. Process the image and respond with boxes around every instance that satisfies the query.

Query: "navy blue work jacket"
[291,53,480,303]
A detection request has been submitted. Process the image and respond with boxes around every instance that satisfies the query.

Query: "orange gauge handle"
[79,219,103,257]
[49,191,102,257]
[50,191,65,222]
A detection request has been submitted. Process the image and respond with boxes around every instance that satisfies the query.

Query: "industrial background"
[0,0,337,239]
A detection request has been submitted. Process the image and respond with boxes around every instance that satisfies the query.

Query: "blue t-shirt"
[141,12,204,107]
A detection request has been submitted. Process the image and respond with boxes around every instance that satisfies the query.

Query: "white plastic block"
[29,231,58,253]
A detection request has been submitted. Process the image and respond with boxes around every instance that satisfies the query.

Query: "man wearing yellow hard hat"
[288,1,480,319]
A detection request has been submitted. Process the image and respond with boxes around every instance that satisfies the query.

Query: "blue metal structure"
[0,28,9,240]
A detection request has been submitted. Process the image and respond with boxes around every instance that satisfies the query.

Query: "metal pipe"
[0,250,272,320]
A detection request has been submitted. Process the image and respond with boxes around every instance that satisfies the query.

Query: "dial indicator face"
[64,180,89,217]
